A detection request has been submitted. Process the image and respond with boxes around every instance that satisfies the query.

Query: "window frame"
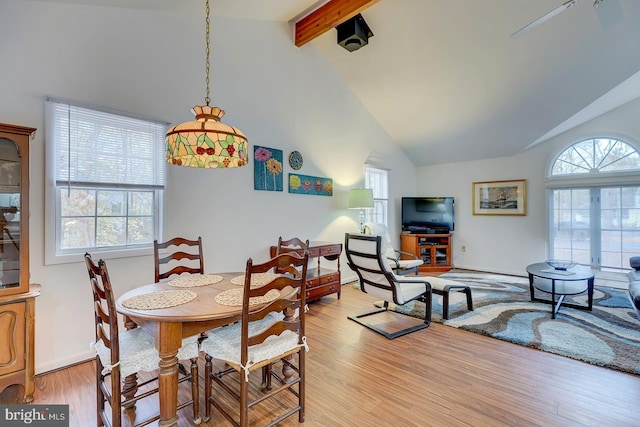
[363,165,388,226]
[547,136,640,274]
[44,98,166,265]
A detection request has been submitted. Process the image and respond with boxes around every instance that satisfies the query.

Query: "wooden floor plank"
[2,283,639,426]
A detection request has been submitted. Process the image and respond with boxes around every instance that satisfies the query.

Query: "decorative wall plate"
[289,150,303,170]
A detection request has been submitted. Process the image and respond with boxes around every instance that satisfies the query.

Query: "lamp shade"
[166,105,248,168]
[348,188,374,209]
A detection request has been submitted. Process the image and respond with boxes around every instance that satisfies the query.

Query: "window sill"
[44,246,153,266]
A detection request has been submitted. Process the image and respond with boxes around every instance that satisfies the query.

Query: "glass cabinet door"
[0,123,34,296]
[0,137,21,290]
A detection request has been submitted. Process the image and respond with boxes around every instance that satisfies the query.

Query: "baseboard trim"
[36,350,95,376]
[451,265,527,278]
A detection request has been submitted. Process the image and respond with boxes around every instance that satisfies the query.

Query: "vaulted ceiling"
[33,0,640,166]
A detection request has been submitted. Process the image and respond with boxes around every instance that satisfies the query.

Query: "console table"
[269,241,342,302]
[526,262,595,319]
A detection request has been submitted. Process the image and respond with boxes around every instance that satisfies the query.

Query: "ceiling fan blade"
[594,0,624,28]
[511,0,579,39]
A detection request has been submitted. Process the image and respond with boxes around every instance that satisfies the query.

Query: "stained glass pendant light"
[166,0,248,168]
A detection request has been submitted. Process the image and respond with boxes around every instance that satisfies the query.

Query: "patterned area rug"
[382,271,640,375]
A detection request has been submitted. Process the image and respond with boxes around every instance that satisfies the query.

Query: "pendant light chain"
[165,0,248,168]
[205,0,211,106]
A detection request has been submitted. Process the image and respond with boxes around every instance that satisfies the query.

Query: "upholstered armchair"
[363,222,423,275]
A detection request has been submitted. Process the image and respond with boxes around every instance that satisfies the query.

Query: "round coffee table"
[526,262,595,319]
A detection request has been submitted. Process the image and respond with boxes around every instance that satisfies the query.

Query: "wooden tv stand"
[269,241,342,302]
[400,233,452,273]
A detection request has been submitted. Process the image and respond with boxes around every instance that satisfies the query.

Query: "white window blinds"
[47,99,166,189]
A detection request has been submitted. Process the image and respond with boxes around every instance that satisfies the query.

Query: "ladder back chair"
[201,251,310,427]
[153,236,208,372]
[274,236,309,276]
[84,253,201,427]
[154,236,204,283]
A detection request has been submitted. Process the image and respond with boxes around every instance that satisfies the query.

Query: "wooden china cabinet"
[0,123,40,403]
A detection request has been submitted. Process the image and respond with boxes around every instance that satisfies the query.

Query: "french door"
[550,186,640,272]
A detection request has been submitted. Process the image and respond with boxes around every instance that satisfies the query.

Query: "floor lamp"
[348,188,374,233]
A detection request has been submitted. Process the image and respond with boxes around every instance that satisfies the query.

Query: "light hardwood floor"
[2,283,639,426]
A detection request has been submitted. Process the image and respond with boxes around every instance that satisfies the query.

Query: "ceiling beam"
[294,0,381,47]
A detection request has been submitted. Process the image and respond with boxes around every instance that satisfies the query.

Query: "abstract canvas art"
[254,146,283,192]
[288,173,333,196]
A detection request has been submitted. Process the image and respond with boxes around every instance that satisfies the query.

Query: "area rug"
[379,271,640,375]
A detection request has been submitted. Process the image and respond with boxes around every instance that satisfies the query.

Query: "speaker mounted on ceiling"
[336,13,373,52]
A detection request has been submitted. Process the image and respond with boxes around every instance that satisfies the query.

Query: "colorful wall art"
[288,173,333,196]
[254,146,283,192]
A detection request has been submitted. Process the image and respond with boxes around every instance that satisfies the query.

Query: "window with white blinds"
[45,98,166,263]
[364,165,388,225]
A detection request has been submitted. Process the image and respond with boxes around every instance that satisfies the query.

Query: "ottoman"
[629,257,640,315]
[425,276,474,320]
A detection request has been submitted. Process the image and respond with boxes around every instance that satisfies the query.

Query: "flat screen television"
[401,197,455,233]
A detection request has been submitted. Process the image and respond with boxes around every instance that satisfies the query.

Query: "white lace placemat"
[122,290,197,310]
[215,288,280,307]
[230,273,282,288]
[168,274,224,288]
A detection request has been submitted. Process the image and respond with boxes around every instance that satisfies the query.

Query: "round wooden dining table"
[116,272,245,427]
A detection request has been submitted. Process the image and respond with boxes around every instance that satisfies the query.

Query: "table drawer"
[306,284,338,302]
[306,247,321,258]
[306,277,321,288]
[320,245,340,257]
[319,272,340,285]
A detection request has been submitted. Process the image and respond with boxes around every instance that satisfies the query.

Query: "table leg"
[157,322,182,427]
[552,295,565,319]
[528,273,535,300]
[587,277,595,310]
[551,278,557,319]
[282,306,296,383]
[122,315,140,408]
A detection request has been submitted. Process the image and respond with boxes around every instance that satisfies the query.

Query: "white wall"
[1,0,416,373]
[417,97,640,276]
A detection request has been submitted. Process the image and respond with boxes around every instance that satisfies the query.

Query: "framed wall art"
[472,179,526,216]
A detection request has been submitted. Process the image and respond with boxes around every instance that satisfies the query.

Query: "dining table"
[116,272,249,427]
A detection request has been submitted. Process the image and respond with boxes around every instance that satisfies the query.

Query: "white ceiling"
[32,0,640,166]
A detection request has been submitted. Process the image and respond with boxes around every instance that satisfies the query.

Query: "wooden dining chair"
[274,236,309,276]
[201,251,310,427]
[84,253,201,427]
[154,235,209,351]
[275,237,309,255]
[154,236,204,282]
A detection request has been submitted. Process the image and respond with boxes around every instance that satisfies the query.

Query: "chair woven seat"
[200,311,285,365]
[92,329,199,378]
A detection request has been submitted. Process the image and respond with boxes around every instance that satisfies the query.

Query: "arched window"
[548,137,640,274]
[551,138,640,175]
